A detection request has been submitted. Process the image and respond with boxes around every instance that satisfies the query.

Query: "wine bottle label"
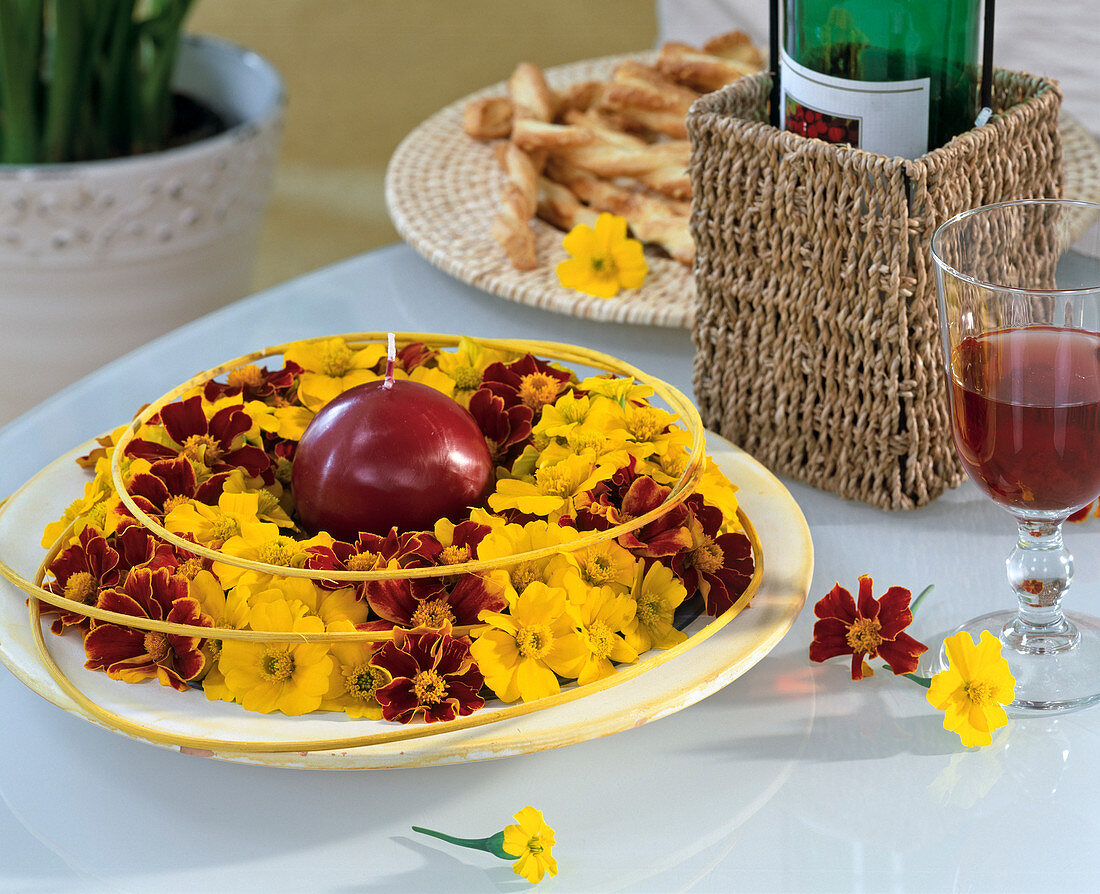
[779,49,930,158]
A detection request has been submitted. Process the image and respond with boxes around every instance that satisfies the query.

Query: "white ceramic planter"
[0,35,284,425]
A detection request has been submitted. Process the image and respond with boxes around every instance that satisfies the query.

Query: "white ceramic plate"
[0,433,812,769]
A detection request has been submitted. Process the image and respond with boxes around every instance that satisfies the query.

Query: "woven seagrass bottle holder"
[686,69,1063,510]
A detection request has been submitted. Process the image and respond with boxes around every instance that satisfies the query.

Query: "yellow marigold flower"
[320,619,391,719]
[488,454,612,520]
[622,561,689,653]
[927,630,1015,747]
[215,528,333,589]
[563,579,638,685]
[620,403,686,459]
[556,212,647,299]
[502,806,559,884]
[578,373,653,407]
[435,337,515,406]
[476,519,580,599]
[696,457,742,531]
[165,491,273,551]
[284,337,387,412]
[534,391,618,441]
[190,569,250,697]
[218,597,333,715]
[471,581,587,702]
[250,398,315,442]
[549,539,636,594]
[220,469,296,528]
[391,364,456,398]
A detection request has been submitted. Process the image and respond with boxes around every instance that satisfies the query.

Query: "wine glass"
[931,198,1100,711]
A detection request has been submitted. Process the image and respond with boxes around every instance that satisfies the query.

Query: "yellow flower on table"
[502,806,559,884]
[622,560,689,654]
[556,212,648,299]
[283,337,387,412]
[927,630,1016,747]
[218,596,333,715]
[471,581,587,703]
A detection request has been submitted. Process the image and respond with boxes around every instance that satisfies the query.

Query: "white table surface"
[1,244,1098,893]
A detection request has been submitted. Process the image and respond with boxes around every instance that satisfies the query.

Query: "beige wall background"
[190,1,657,291]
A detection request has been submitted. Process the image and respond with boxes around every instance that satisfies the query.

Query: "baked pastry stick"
[492,142,545,270]
[492,63,555,269]
[546,157,694,266]
[655,41,761,92]
[596,60,702,139]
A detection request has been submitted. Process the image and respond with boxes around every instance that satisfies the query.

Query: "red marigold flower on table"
[124,395,271,481]
[83,566,212,692]
[809,575,928,680]
[371,626,485,723]
[670,495,754,617]
[42,527,122,634]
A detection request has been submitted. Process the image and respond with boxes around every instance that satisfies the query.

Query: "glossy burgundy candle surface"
[292,379,493,540]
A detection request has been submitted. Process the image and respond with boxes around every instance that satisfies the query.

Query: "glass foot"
[936,611,1100,713]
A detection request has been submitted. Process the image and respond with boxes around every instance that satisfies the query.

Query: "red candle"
[292,376,494,541]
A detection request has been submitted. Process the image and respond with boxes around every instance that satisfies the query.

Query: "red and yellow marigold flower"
[809,575,928,680]
[371,625,485,723]
[83,567,211,692]
[671,496,754,617]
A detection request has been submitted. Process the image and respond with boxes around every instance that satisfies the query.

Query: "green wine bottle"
[781,0,982,158]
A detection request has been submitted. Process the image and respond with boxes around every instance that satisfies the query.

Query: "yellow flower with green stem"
[471,581,587,702]
[622,560,689,654]
[927,630,1015,747]
[412,805,558,885]
[556,212,647,298]
[217,596,333,715]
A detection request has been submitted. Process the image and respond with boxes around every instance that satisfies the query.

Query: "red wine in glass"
[950,325,1100,514]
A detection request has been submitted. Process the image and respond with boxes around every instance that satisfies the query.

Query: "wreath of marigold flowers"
[38,335,756,725]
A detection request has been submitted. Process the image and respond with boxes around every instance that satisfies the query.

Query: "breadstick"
[492,142,545,270]
[536,177,600,232]
[508,61,555,123]
[656,41,759,92]
[703,30,766,69]
[512,120,594,152]
[463,96,513,140]
[546,158,694,265]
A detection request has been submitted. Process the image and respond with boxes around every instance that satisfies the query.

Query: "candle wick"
[383,332,396,389]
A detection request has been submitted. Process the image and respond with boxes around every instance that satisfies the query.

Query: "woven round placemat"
[385,53,1100,330]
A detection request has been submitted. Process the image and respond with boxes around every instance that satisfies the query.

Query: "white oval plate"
[0,433,812,769]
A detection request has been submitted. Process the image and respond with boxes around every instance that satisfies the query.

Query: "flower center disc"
[845,617,883,655]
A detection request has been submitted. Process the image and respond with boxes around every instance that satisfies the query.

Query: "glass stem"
[1002,518,1079,654]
